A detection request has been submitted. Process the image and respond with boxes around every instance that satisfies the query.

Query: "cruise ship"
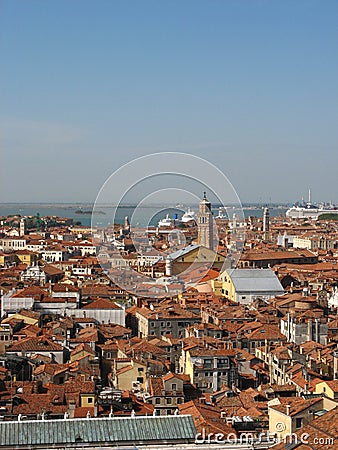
[158,209,196,227]
[158,214,176,227]
[181,208,196,223]
[286,191,337,219]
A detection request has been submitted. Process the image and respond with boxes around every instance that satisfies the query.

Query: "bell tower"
[20,218,27,237]
[263,207,270,241]
[197,192,214,250]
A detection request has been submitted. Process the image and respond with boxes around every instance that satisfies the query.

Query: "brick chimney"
[33,380,42,394]
[68,401,76,419]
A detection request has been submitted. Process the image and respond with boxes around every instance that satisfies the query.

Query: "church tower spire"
[197,192,214,250]
[263,207,270,241]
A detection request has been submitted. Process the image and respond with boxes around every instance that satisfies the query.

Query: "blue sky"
[1,0,337,203]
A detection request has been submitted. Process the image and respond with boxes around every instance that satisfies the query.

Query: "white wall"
[73,307,125,326]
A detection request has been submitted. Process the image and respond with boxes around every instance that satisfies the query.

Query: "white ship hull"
[181,209,196,223]
[286,206,338,220]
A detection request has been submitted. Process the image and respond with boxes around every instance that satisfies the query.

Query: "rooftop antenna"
[308,189,311,204]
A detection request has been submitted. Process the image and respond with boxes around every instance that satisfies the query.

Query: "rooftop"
[0,415,196,448]
[227,268,284,293]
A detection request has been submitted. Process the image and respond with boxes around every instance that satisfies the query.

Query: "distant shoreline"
[75,210,106,215]
[0,202,290,208]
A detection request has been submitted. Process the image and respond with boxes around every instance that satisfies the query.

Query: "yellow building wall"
[172,247,225,275]
[0,253,17,266]
[116,362,147,391]
[70,226,92,235]
[184,351,194,383]
[177,247,213,263]
[268,407,292,439]
[2,313,39,326]
[16,253,38,265]
[315,381,335,399]
[80,394,95,407]
[215,270,236,300]
[211,279,223,296]
[70,350,93,363]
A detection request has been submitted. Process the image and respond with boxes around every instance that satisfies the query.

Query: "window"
[167,398,172,404]
[137,377,144,383]
[155,398,161,404]
[87,397,93,404]
[171,383,177,391]
[295,418,303,429]
[217,358,228,368]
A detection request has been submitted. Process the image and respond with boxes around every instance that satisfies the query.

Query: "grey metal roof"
[229,269,284,294]
[0,415,196,448]
[169,244,200,260]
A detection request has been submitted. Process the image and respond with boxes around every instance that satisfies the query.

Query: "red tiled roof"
[82,298,122,309]
[7,336,63,352]
[270,396,322,416]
